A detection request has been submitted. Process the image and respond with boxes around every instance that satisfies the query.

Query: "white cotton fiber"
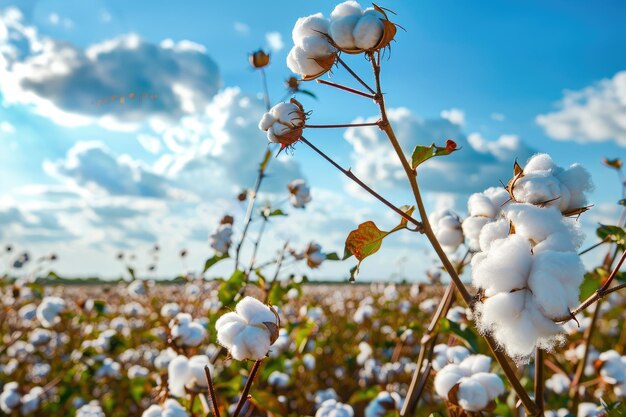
[556,164,593,209]
[478,219,510,253]
[472,235,532,293]
[353,13,384,50]
[472,373,505,398]
[329,15,359,49]
[456,378,489,411]
[434,364,466,396]
[292,13,330,46]
[524,153,557,173]
[330,1,363,19]
[462,216,491,252]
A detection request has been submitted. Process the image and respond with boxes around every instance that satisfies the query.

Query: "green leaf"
[127,267,136,280]
[297,89,317,99]
[348,386,380,404]
[619,199,626,207]
[267,209,286,217]
[218,270,245,305]
[325,252,340,261]
[440,318,479,352]
[596,224,626,248]
[410,140,458,169]
[343,221,390,261]
[203,253,229,274]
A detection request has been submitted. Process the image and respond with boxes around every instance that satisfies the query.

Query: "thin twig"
[305,121,380,129]
[263,241,289,304]
[299,136,422,231]
[316,79,376,99]
[534,348,544,414]
[336,56,376,94]
[204,365,221,417]
[231,360,263,417]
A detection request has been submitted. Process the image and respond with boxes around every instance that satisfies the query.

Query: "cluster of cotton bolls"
[467,154,592,360]
[315,399,354,417]
[259,100,306,148]
[364,391,403,417]
[434,354,505,412]
[141,398,188,417]
[288,179,312,208]
[0,382,44,415]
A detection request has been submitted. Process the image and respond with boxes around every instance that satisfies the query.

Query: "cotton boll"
[471,235,532,293]
[329,15,359,49]
[430,209,464,252]
[471,373,505,398]
[292,13,330,46]
[300,35,336,59]
[478,219,510,252]
[353,13,385,50]
[524,153,557,173]
[0,382,20,413]
[20,386,43,414]
[36,296,66,328]
[528,251,583,319]
[330,1,363,19]
[315,399,354,417]
[258,112,276,131]
[556,164,593,210]
[462,216,492,251]
[545,373,570,394]
[268,371,290,388]
[578,402,605,417]
[460,354,492,374]
[76,401,106,417]
[456,378,489,411]
[504,204,578,250]
[434,364,468,396]
[168,355,191,397]
[364,391,402,417]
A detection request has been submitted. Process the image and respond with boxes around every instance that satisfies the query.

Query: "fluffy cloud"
[440,108,465,125]
[44,141,180,198]
[0,7,221,130]
[536,70,626,146]
[344,107,536,196]
[265,31,284,52]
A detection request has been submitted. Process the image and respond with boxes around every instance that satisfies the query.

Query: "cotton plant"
[169,313,207,347]
[434,354,505,413]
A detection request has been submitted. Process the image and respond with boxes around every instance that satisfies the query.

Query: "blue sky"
[0,0,625,281]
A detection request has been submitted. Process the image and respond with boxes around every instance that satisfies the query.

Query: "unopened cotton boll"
[209,224,233,255]
[37,296,66,328]
[215,296,279,361]
[434,355,504,412]
[364,391,402,417]
[429,209,464,252]
[316,399,354,417]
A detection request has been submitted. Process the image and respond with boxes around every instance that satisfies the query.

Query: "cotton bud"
[429,209,464,252]
[37,296,66,328]
[168,355,212,397]
[76,401,106,417]
[364,391,402,417]
[0,382,20,414]
[316,399,354,417]
[142,399,189,417]
[215,296,280,361]
[169,313,207,347]
[288,179,312,208]
[305,242,326,268]
[209,223,233,255]
[508,153,593,215]
[328,2,397,53]
[434,354,504,412]
[249,49,270,69]
[259,99,306,151]
[287,13,337,80]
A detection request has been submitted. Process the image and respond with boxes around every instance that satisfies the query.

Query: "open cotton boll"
[209,224,232,255]
[528,251,583,319]
[215,296,278,361]
[598,350,626,385]
[459,354,492,374]
[353,13,385,50]
[20,386,43,414]
[169,313,207,347]
[478,218,510,253]
[545,373,571,394]
[142,399,188,417]
[37,296,66,328]
[329,15,360,49]
[456,378,489,412]
[0,382,20,414]
[288,179,312,208]
[578,403,606,417]
[364,391,402,417]
[462,216,492,252]
[468,187,509,217]
[316,399,354,417]
[429,209,464,252]
[471,373,505,398]
[76,401,106,417]
[471,235,532,293]
[556,164,593,210]
[168,355,213,397]
[292,13,330,46]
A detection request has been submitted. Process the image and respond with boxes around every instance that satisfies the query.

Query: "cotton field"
[2,1,626,417]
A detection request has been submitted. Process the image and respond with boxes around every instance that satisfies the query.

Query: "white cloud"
[99,9,112,23]
[47,12,73,28]
[491,112,505,121]
[137,134,162,154]
[265,31,284,52]
[537,70,626,147]
[440,108,465,125]
[0,8,221,131]
[0,121,15,134]
[233,21,250,35]
[48,13,59,25]
[344,107,536,196]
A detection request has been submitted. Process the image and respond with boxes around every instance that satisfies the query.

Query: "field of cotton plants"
[2,1,626,417]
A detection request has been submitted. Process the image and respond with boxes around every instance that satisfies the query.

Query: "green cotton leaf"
[217,269,245,306]
[297,89,317,99]
[47,270,61,279]
[579,271,602,301]
[596,224,626,248]
[259,148,272,171]
[343,221,390,261]
[618,199,626,206]
[203,253,229,274]
[325,252,340,261]
[410,140,459,169]
[126,267,136,280]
